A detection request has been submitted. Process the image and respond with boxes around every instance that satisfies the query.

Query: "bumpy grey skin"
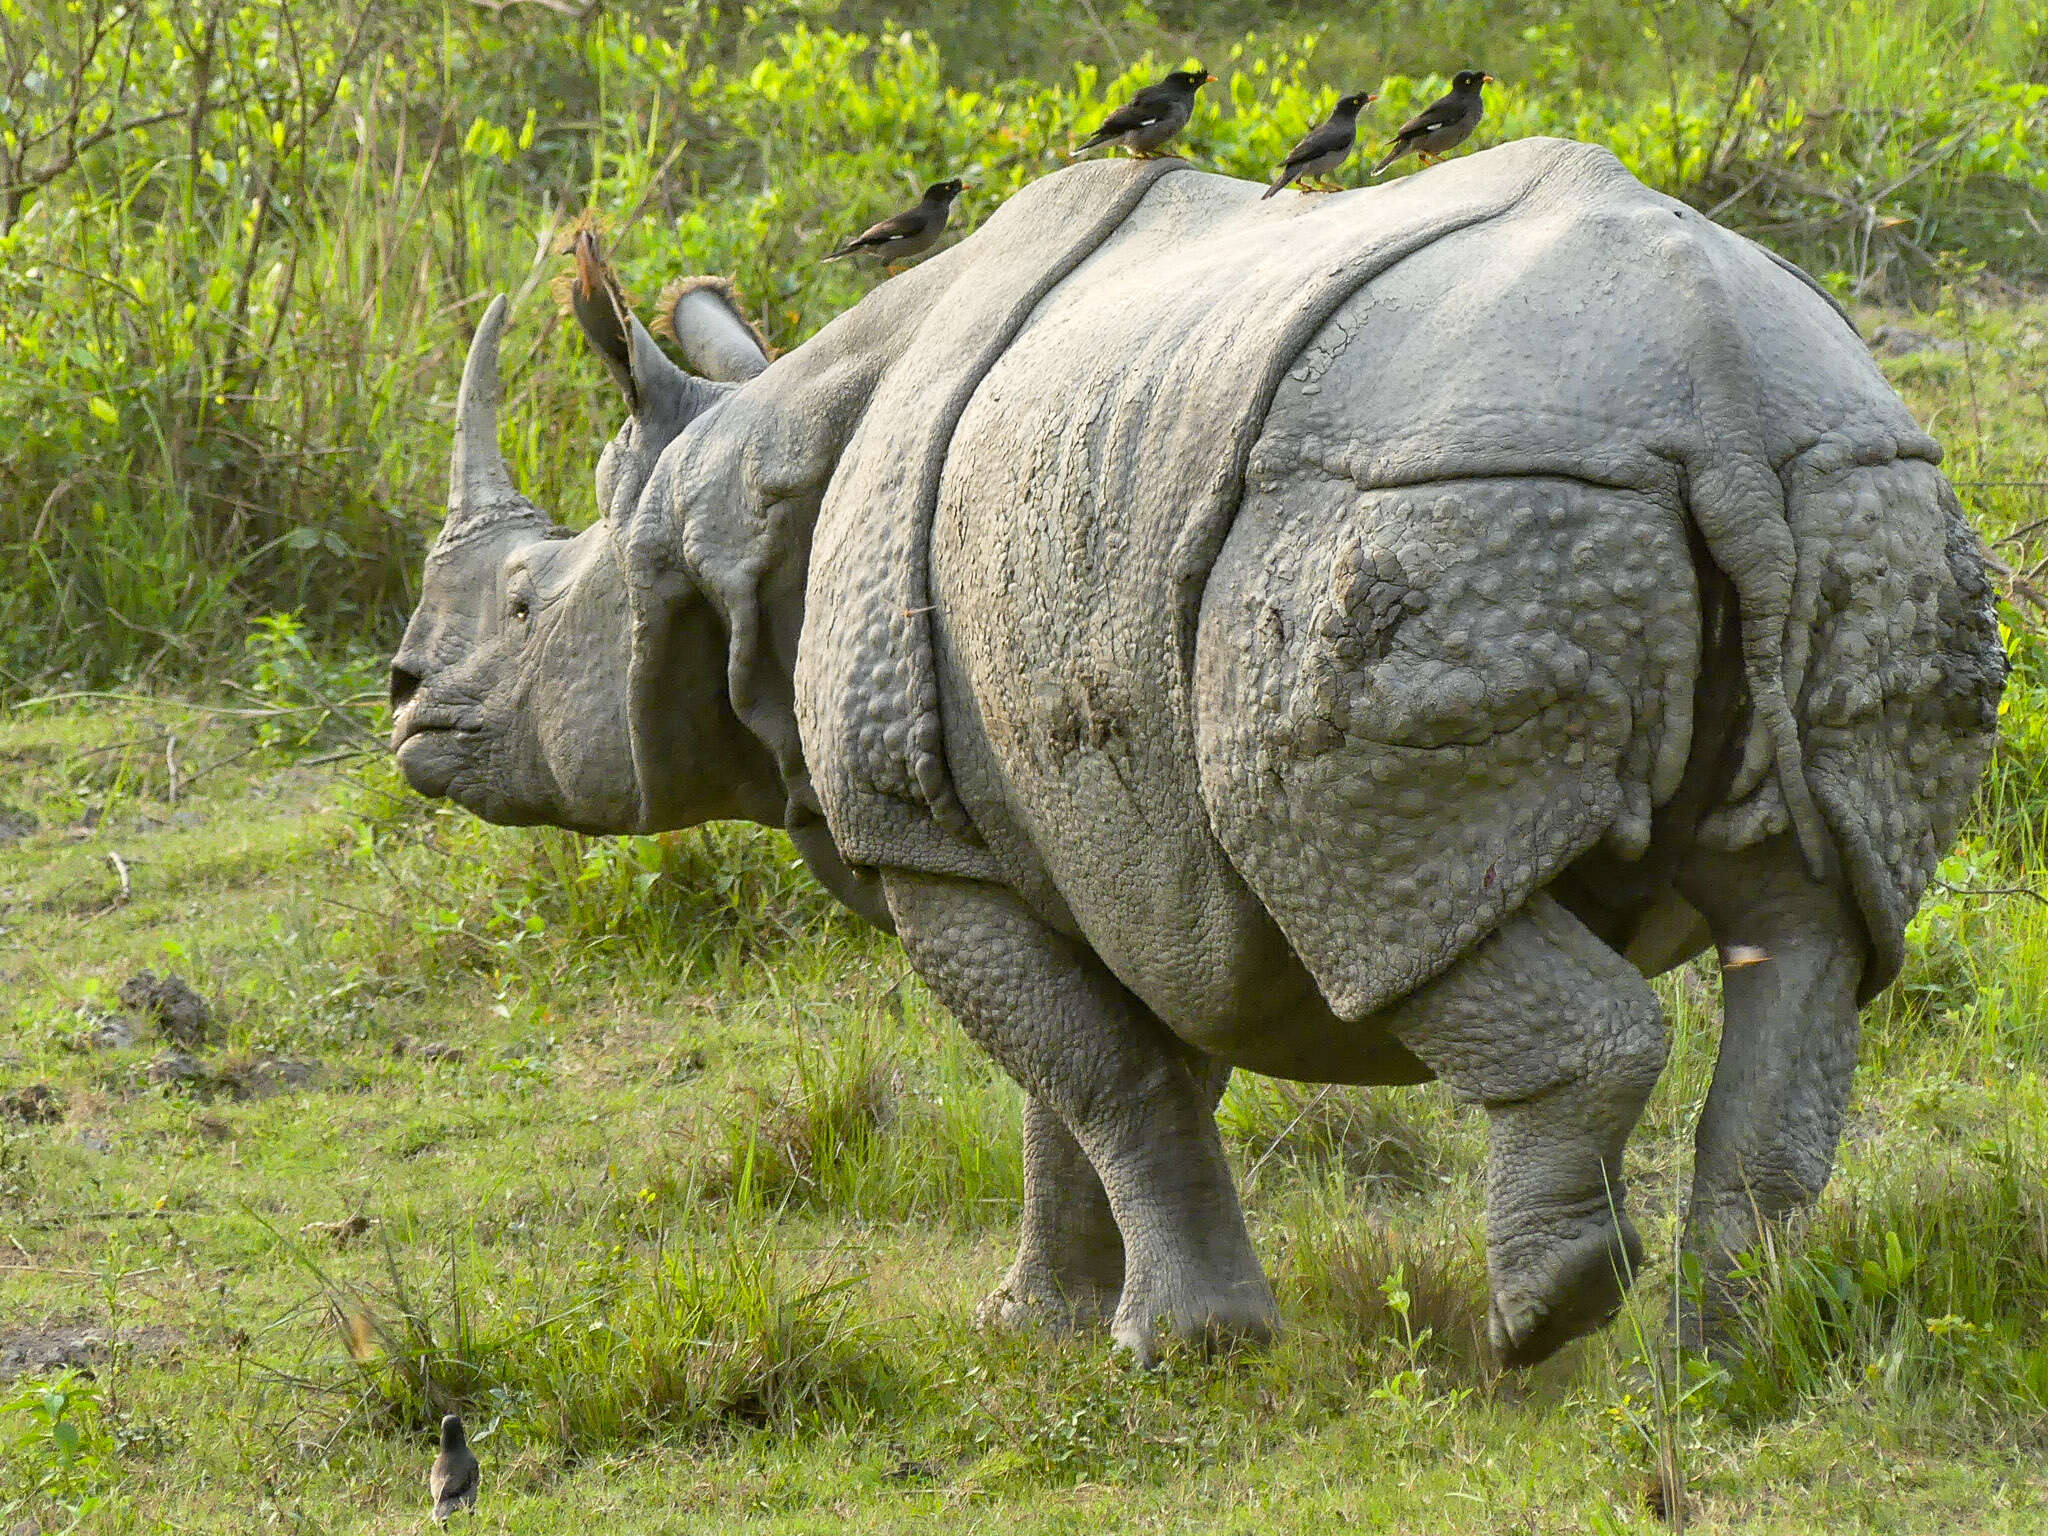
[391,140,2004,1368]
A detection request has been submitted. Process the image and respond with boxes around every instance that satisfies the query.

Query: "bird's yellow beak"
[1204,74,1217,83]
[1483,74,1497,84]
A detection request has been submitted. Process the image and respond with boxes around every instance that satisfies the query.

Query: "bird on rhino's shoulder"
[824,178,966,268]
[1371,69,1494,175]
[429,1413,478,1522]
[1262,90,1379,199]
[1070,67,1215,159]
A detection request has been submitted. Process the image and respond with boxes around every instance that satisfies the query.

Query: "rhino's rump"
[1196,468,1699,1019]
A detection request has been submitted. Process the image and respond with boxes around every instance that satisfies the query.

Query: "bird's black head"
[1165,68,1216,90]
[439,1415,467,1451]
[1453,70,1494,91]
[1335,90,1379,115]
[924,178,966,203]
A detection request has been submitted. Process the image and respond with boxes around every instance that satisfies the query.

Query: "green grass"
[2,0,2047,1526]
[2,295,2046,1529]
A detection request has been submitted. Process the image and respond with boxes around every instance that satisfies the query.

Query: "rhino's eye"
[510,596,531,624]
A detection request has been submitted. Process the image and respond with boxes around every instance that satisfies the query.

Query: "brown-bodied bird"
[550,216,639,406]
[1262,90,1379,199]
[429,1413,479,1523]
[1069,68,1215,159]
[1370,70,1494,175]
[823,179,966,267]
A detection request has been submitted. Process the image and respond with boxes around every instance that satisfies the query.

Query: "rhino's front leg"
[1384,893,1668,1366]
[885,872,1274,1363]
[983,1059,1235,1334]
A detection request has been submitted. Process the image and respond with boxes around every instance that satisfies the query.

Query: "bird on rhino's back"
[388,140,2005,1370]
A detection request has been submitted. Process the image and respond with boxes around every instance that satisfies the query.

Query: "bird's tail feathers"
[1369,147,1403,175]
[1260,173,1292,200]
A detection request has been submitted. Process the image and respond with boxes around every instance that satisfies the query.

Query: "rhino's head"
[389,277,779,835]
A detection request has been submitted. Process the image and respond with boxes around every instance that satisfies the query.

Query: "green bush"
[1719,1139,2048,1419]
[1,0,2043,690]
[1,1371,113,1525]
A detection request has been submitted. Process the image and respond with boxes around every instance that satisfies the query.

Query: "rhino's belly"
[930,621,1430,1083]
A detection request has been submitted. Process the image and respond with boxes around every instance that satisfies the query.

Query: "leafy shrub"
[1719,1140,2048,1419]
[1,1370,113,1525]
[2,0,2043,689]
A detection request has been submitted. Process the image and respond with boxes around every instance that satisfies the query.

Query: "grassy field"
[4,0,2048,1529]
[3,292,2047,1528]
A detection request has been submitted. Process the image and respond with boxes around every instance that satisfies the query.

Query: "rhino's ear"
[622,312,696,423]
[570,298,697,428]
[655,276,770,383]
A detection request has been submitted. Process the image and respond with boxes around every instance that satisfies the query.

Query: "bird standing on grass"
[824,178,966,267]
[1371,70,1494,175]
[429,1414,479,1523]
[1262,90,1379,199]
[1070,68,1215,159]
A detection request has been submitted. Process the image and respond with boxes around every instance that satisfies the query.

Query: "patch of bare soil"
[0,1321,186,1382]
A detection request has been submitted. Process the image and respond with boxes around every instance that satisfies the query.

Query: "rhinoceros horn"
[438,295,554,550]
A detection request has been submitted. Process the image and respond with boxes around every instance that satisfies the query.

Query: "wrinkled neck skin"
[628,272,968,930]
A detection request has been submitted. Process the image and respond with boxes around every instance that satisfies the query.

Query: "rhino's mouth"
[390,708,479,799]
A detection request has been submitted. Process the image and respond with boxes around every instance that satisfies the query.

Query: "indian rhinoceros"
[388,139,2005,1366]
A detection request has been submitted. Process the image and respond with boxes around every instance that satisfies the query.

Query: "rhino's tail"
[1663,229,1832,882]
[1670,224,2006,999]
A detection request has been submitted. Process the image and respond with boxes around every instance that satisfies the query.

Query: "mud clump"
[1,1084,65,1124]
[0,1322,185,1383]
[118,970,215,1049]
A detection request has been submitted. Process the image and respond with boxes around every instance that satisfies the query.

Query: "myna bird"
[1261,90,1379,199]
[429,1414,479,1523]
[550,215,639,407]
[1069,68,1215,159]
[1371,70,1494,175]
[823,179,965,266]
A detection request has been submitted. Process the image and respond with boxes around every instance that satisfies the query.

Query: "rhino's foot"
[1670,838,1866,1368]
[976,1092,1128,1336]
[1110,1262,1279,1368]
[1381,894,1667,1368]
[1488,1211,1642,1367]
[975,1269,1119,1335]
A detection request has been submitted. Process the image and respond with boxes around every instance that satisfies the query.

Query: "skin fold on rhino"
[389,139,2005,1367]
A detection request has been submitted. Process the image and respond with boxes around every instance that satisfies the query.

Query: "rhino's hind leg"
[1676,835,1864,1347]
[885,872,1275,1364]
[1384,893,1669,1366]
[982,1058,1234,1334]
[977,1092,1125,1332]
